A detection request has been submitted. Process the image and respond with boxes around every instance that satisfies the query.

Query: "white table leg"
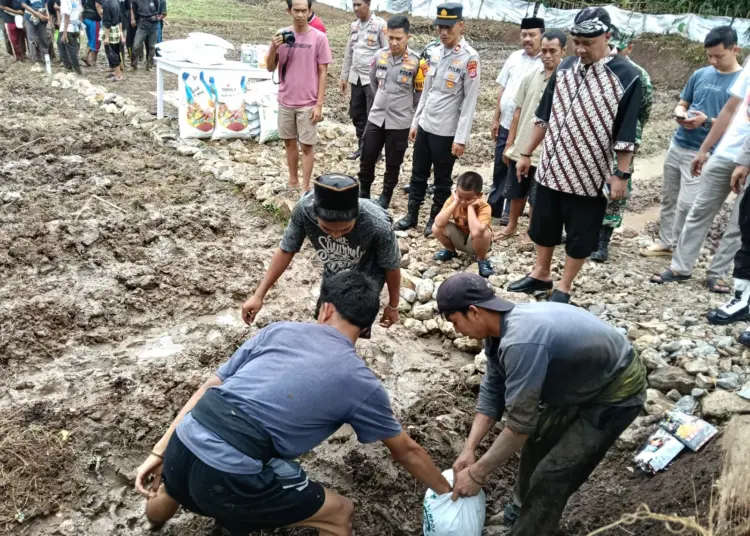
[156,64,164,119]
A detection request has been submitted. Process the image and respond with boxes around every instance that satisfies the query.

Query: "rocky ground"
[1,2,749,535]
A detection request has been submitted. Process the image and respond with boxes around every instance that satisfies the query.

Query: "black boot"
[424,205,440,237]
[359,182,371,199]
[590,227,614,263]
[377,188,393,209]
[394,202,420,231]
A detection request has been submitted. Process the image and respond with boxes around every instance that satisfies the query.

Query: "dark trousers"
[57,32,82,74]
[510,402,642,536]
[126,20,136,49]
[408,126,456,213]
[734,185,750,280]
[358,121,410,194]
[132,19,157,68]
[105,42,121,68]
[489,126,512,218]
[24,19,49,61]
[349,80,375,143]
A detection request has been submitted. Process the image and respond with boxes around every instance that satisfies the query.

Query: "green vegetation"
[168,0,253,20]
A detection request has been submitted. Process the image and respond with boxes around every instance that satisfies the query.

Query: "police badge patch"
[467,60,478,79]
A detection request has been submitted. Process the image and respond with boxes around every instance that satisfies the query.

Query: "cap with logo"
[436,273,515,314]
[434,2,463,26]
[610,26,636,50]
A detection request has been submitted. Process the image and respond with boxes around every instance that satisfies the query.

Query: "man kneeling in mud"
[134,270,450,535]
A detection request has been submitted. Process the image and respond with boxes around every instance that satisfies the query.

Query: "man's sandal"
[650,269,691,284]
[706,277,731,294]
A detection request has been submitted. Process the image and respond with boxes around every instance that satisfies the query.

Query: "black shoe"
[508,275,553,293]
[549,289,571,303]
[560,232,567,245]
[590,227,613,263]
[434,249,458,262]
[347,148,362,160]
[424,217,435,237]
[499,214,510,227]
[739,330,750,348]
[394,204,420,231]
[707,289,750,325]
[402,184,410,193]
[376,152,384,163]
[359,183,371,199]
[478,260,494,278]
[427,184,435,196]
[377,192,392,209]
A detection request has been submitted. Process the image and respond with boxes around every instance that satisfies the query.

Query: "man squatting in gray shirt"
[437,273,647,536]
[134,270,450,534]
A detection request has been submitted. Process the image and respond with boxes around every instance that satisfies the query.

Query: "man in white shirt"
[59,0,82,74]
[651,59,750,296]
[488,15,544,225]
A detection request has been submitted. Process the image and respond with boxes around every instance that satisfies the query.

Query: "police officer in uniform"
[394,2,481,237]
[339,0,387,160]
[358,15,420,210]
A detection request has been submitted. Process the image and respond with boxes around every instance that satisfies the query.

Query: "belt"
[191,388,279,462]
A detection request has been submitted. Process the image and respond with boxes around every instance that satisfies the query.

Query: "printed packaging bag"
[179,70,217,139]
[212,75,252,140]
[423,470,485,536]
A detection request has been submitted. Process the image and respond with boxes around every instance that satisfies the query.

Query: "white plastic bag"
[212,75,252,140]
[178,70,216,139]
[423,470,486,536]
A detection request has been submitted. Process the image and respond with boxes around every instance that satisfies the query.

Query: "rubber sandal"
[706,277,731,294]
[650,269,691,284]
[495,229,518,241]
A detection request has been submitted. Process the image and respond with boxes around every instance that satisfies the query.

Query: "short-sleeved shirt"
[99,0,118,29]
[59,0,81,31]
[495,49,543,130]
[22,0,46,22]
[714,62,750,162]
[307,12,325,34]
[476,303,642,436]
[176,322,403,474]
[672,66,742,152]
[368,47,420,130]
[276,26,332,109]
[505,68,551,166]
[1,0,19,23]
[340,14,387,85]
[442,196,492,235]
[280,193,400,290]
[131,0,158,17]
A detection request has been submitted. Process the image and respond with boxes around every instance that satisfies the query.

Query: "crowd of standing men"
[1,0,166,79]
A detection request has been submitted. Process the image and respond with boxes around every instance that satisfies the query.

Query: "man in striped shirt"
[508,6,642,304]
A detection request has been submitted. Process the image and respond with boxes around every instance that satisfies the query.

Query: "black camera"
[279,29,296,46]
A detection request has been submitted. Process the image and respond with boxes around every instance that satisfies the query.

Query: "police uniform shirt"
[412,37,481,145]
[367,47,420,130]
[340,14,387,85]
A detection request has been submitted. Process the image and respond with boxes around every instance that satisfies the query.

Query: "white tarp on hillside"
[320,0,750,47]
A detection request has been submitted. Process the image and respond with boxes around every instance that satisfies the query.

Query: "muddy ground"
[0,2,738,535]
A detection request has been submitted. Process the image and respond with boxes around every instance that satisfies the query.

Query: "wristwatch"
[614,170,631,180]
[703,117,713,129]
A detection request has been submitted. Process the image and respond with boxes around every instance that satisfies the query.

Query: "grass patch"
[168,0,255,21]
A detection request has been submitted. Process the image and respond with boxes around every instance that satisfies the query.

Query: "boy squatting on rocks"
[135,270,450,535]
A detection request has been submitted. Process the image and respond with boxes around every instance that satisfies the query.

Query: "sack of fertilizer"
[258,96,280,144]
[212,75,253,140]
[423,470,485,536]
[179,70,217,139]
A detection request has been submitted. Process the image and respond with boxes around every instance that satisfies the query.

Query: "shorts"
[83,19,100,51]
[528,183,607,259]
[162,434,326,535]
[528,179,539,207]
[444,221,489,257]
[503,161,536,200]
[278,104,317,146]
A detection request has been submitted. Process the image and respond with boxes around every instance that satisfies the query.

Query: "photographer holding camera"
[266,0,332,192]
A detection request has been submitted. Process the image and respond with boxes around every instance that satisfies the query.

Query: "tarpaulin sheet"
[322,0,750,47]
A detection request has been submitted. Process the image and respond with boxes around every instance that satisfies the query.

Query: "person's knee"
[300,143,314,155]
[432,223,446,237]
[333,496,354,530]
[471,227,491,243]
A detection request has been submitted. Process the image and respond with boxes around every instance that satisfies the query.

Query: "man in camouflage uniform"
[591,27,653,262]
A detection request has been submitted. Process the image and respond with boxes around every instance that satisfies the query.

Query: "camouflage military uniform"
[602,29,653,229]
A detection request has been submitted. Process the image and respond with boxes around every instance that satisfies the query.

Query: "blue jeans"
[489,126,512,218]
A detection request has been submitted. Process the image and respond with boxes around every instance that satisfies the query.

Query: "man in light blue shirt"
[642,26,741,264]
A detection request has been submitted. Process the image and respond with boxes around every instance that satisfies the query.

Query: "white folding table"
[155,58,273,119]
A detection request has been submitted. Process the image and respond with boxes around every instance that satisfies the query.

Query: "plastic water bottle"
[44,53,52,75]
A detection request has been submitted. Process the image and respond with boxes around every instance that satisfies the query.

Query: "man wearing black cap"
[509,6,642,304]
[241,174,402,335]
[393,2,481,237]
[436,272,645,535]
[489,12,544,230]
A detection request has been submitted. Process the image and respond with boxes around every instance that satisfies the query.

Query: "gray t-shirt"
[279,193,401,290]
[176,322,402,474]
[477,303,642,436]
